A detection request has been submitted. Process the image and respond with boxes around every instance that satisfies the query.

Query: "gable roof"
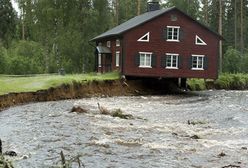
[91,7,222,41]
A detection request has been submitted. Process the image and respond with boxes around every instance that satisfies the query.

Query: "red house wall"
[97,39,122,73]
[122,10,220,79]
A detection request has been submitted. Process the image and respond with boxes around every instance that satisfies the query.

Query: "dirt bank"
[0,79,161,111]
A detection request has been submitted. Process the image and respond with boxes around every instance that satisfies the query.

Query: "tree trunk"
[203,0,209,25]
[234,0,237,49]
[115,0,119,25]
[218,0,223,73]
[137,0,141,16]
[21,4,25,40]
[240,0,244,54]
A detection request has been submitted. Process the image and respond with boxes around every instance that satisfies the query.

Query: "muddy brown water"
[0,90,248,168]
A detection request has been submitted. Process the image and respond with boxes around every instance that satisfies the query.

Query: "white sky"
[11,0,20,15]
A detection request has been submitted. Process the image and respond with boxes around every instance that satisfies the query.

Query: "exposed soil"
[0,79,181,111]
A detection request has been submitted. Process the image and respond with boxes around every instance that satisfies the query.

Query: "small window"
[98,54,101,67]
[116,51,120,67]
[167,26,180,41]
[139,52,152,68]
[116,39,120,47]
[192,55,204,70]
[195,35,207,45]
[138,32,150,42]
[170,15,177,21]
[107,41,111,48]
[166,53,178,69]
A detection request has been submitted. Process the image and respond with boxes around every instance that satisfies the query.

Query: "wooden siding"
[122,10,219,79]
[97,39,122,72]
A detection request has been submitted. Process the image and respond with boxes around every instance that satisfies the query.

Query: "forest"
[0,0,247,75]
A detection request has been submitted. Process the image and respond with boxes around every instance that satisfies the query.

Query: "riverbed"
[0,90,248,168]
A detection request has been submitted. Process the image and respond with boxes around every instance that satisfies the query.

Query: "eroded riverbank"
[0,90,248,167]
[0,80,146,111]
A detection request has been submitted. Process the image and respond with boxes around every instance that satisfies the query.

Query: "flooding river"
[0,90,248,168]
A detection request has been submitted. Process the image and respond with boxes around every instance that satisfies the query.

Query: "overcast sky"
[11,0,20,15]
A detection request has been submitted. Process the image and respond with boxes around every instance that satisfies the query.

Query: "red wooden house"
[91,2,222,82]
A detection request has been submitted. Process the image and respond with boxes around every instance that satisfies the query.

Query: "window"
[137,32,150,42]
[116,39,120,47]
[195,35,207,45]
[192,55,204,70]
[98,54,101,67]
[107,41,111,48]
[167,26,180,41]
[170,14,177,21]
[116,51,120,67]
[139,52,152,68]
[166,53,178,69]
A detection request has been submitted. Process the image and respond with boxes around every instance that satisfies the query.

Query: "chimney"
[147,1,160,12]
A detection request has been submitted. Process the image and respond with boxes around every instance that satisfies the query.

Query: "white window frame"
[107,41,111,48]
[137,32,150,42]
[195,35,207,45]
[166,26,180,42]
[165,53,179,69]
[139,52,152,68]
[116,51,120,67]
[116,39,120,47]
[191,54,204,70]
[98,53,101,67]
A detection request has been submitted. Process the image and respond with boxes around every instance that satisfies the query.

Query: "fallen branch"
[222,165,241,168]
[60,151,66,168]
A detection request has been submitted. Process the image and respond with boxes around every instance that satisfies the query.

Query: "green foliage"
[111,109,134,119]
[0,45,7,74]
[0,0,17,47]
[187,79,206,91]
[215,73,248,90]
[163,0,200,19]
[5,41,47,74]
[0,154,14,168]
[223,47,248,73]
[223,47,241,73]
[188,74,248,90]
[1,0,246,75]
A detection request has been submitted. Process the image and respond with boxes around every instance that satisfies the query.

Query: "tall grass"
[214,73,248,90]
[188,73,248,91]
[187,79,206,91]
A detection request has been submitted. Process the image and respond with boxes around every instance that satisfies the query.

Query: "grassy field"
[0,72,119,95]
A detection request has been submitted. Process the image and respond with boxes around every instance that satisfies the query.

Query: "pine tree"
[0,0,16,47]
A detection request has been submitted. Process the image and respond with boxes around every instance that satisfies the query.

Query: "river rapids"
[0,90,248,168]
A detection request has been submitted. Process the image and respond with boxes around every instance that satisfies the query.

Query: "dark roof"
[96,46,111,54]
[91,7,222,41]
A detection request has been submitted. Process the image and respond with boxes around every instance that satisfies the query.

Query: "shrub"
[187,79,206,91]
[0,46,7,74]
[6,40,47,74]
[215,73,248,90]
[223,47,241,73]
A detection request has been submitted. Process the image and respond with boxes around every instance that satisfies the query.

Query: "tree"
[201,0,210,25]
[218,0,223,73]
[223,47,241,73]
[0,45,7,73]
[240,0,244,54]
[0,0,17,47]
[164,0,200,20]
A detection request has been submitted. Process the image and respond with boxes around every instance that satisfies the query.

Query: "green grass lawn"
[0,72,119,95]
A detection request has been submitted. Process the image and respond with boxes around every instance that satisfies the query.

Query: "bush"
[6,40,47,74]
[215,73,248,90]
[0,46,7,74]
[187,79,206,91]
[223,47,241,73]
